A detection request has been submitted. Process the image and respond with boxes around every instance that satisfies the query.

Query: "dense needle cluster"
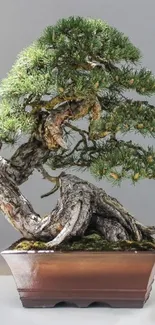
[0,16,155,185]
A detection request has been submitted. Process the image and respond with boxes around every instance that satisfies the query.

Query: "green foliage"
[109,66,155,95]
[0,43,56,99]
[89,99,155,138]
[0,16,144,143]
[47,137,155,185]
[1,16,155,185]
[0,43,56,142]
[39,16,141,63]
[89,140,155,185]
[0,99,34,143]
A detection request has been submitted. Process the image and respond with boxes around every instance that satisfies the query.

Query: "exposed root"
[46,201,82,247]
[0,158,154,248]
[45,173,154,247]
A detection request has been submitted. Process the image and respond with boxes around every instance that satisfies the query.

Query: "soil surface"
[10,233,155,251]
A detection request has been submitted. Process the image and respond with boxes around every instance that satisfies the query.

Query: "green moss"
[10,233,155,251]
[10,240,47,251]
[56,234,155,251]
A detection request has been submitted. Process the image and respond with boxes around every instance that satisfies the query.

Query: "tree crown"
[1,16,155,185]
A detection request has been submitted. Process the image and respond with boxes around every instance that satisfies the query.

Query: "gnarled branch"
[4,99,86,186]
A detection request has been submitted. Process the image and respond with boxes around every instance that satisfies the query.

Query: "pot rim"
[1,249,155,255]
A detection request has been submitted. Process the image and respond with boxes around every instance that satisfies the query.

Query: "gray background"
[0,0,155,251]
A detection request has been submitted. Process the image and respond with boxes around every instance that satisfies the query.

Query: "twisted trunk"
[0,158,154,247]
[0,99,155,248]
[4,98,85,186]
[7,138,50,185]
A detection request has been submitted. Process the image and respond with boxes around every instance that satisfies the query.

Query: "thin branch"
[64,122,89,135]
[64,122,88,147]
[37,165,60,198]
[63,139,83,158]
[90,55,120,73]
[30,96,84,115]
[41,184,59,198]
[37,165,60,184]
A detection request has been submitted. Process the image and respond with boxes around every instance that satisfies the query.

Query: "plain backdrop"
[0,0,155,251]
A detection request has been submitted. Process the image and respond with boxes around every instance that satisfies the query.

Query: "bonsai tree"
[0,16,155,250]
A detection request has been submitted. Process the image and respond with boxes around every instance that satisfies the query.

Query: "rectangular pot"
[1,249,155,308]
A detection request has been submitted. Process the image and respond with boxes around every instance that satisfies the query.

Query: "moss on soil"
[10,233,155,251]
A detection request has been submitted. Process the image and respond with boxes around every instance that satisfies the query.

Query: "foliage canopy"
[1,16,155,184]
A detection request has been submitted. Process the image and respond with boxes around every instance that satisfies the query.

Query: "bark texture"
[0,157,155,248]
[7,138,50,185]
[0,99,155,248]
[3,98,85,186]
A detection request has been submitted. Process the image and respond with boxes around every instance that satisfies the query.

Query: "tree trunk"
[7,138,50,185]
[0,158,154,247]
[3,99,85,186]
[0,99,155,247]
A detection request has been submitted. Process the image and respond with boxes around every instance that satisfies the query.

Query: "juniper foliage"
[1,16,155,184]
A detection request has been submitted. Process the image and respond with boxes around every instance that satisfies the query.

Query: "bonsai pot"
[1,246,155,308]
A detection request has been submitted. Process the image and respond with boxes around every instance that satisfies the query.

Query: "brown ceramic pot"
[1,248,155,308]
